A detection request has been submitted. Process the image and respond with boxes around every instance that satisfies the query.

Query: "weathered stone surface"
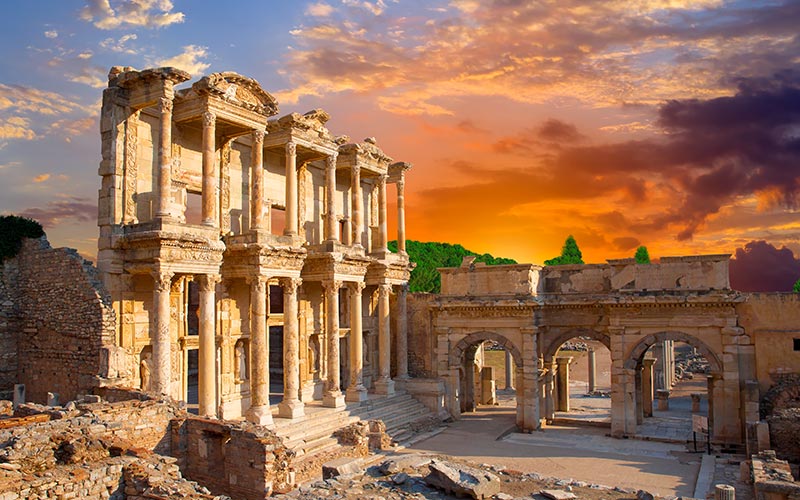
[379,454,433,475]
[541,489,578,500]
[424,459,500,499]
[322,457,363,479]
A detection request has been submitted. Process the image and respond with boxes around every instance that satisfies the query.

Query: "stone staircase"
[271,391,442,473]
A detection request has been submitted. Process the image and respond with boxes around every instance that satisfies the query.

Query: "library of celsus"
[96,67,413,422]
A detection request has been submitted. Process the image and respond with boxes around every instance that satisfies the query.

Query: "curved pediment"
[191,72,279,117]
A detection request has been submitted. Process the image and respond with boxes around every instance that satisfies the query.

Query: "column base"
[322,391,346,409]
[374,377,395,396]
[345,385,368,403]
[245,405,274,427]
[277,399,305,419]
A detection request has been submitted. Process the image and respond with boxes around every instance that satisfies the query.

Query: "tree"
[634,245,651,264]
[0,215,44,261]
[544,235,584,266]
[793,278,800,293]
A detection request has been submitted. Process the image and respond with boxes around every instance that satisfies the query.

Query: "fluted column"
[324,152,339,242]
[377,174,388,252]
[284,141,298,237]
[346,282,367,402]
[351,165,363,247]
[397,175,406,254]
[375,284,394,395]
[151,271,173,395]
[278,277,304,418]
[322,279,345,408]
[197,274,219,418]
[201,111,217,227]
[250,130,265,230]
[155,97,173,218]
[246,275,273,426]
[396,283,409,379]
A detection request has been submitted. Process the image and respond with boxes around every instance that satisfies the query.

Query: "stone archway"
[449,330,523,370]
[625,331,722,374]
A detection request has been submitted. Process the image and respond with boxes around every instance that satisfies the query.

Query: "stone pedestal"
[556,357,572,412]
[480,367,496,405]
[642,357,655,418]
[715,485,735,500]
[656,389,670,411]
[12,384,24,409]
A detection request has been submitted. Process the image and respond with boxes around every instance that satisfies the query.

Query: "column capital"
[202,111,216,127]
[196,274,221,292]
[152,271,174,292]
[279,276,302,293]
[397,176,405,191]
[286,141,296,156]
[398,282,409,294]
[348,281,366,294]
[326,151,338,168]
[158,96,173,114]
[252,129,265,144]
[352,164,361,176]
[378,283,392,298]
[377,173,388,186]
[246,274,269,291]
[321,279,343,292]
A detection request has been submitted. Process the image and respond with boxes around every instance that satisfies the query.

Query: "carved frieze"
[122,109,139,224]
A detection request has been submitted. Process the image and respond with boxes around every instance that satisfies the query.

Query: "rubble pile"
[674,351,709,380]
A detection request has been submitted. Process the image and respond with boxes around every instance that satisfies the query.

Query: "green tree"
[544,235,584,266]
[0,215,44,261]
[634,245,651,264]
[793,278,800,293]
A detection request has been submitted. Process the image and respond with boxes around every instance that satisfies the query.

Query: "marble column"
[278,277,304,418]
[155,97,173,218]
[284,141,298,237]
[642,357,655,417]
[544,361,555,421]
[396,175,406,254]
[395,284,409,379]
[250,130,265,230]
[587,348,596,393]
[322,279,345,408]
[324,152,339,243]
[151,271,173,396]
[374,284,395,395]
[377,174,388,252]
[556,356,572,412]
[351,165,363,247]
[197,274,219,418]
[346,282,368,402]
[246,275,273,426]
[201,111,217,226]
[504,350,514,390]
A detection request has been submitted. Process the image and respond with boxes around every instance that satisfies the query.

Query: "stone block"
[541,490,577,500]
[322,457,363,479]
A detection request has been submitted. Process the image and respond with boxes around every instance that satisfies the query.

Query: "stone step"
[291,435,341,458]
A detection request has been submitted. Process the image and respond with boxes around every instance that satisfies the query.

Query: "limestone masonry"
[1,65,799,498]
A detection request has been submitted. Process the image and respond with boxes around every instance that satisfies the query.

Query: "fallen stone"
[637,490,655,500]
[541,490,577,500]
[322,457,363,480]
[494,494,514,500]
[391,472,408,485]
[378,454,433,475]
[424,459,500,499]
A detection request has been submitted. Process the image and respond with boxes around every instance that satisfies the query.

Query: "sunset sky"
[2,1,800,287]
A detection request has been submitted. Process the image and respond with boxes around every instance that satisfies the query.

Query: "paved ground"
[405,404,704,497]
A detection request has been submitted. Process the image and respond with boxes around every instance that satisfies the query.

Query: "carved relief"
[220,140,232,233]
[122,110,139,224]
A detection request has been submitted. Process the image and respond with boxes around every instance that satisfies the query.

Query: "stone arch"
[449,331,523,369]
[624,330,722,374]
[542,328,611,362]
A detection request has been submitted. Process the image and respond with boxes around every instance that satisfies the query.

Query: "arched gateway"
[426,256,758,447]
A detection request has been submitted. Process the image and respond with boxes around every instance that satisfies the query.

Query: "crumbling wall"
[13,237,119,403]
[0,260,19,395]
[171,417,294,499]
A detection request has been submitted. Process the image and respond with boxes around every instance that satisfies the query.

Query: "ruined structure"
[407,256,800,449]
[96,67,413,423]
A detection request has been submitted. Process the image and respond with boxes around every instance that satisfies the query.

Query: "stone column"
[587,348,596,393]
[351,165,363,247]
[377,174,388,252]
[642,357,655,418]
[155,97,173,218]
[544,360,555,421]
[284,141,298,237]
[278,277,304,418]
[197,274,219,418]
[653,342,666,391]
[250,130,265,230]
[246,275,273,426]
[151,271,173,395]
[395,284,409,379]
[201,111,217,226]
[375,284,395,395]
[324,152,339,243]
[396,175,406,254]
[556,356,572,412]
[635,366,644,424]
[346,282,368,402]
[322,279,345,408]
[464,356,476,412]
[504,350,514,390]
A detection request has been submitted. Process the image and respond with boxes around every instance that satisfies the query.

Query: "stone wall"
[407,293,437,378]
[4,237,119,403]
[0,260,18,396]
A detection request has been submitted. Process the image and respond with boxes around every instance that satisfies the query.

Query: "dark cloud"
[493,119,585,154]
[537,119,585,143]
[729,240,800,292]
[612,237,640,252]
[18,198,96,228]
